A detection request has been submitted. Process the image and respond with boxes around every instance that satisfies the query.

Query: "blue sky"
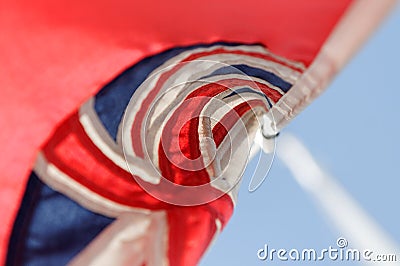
[201,4,400,266]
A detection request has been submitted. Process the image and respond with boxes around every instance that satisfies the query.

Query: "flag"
[0,0,394,265]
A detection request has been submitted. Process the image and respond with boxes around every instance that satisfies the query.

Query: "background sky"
[201,4,400,266]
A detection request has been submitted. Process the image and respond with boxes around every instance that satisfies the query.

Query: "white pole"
[274,133,400,265]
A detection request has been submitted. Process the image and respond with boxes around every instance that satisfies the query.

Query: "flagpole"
[272,133,400,265]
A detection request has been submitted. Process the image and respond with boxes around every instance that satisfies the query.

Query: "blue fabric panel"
[6,173,114,266]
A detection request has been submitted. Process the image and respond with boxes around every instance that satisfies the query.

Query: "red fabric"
[42,113,166,209]
[167,197,234,266]
[159,79,272,186]
[41,112,233,211]
[0,0,352,263]
[131,48,299,158]
[213,100,268,146]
